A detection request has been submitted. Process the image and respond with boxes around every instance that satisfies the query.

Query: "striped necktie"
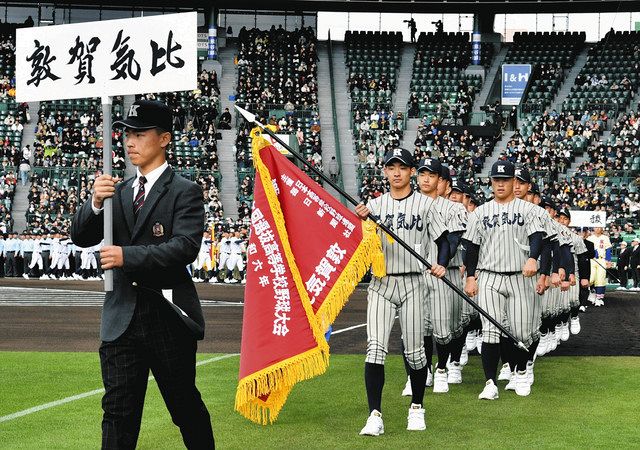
[133,176,147,219]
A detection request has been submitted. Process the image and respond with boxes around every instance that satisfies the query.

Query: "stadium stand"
[563,30,639,117]
[407,32,488,121]
[507,31,585,114]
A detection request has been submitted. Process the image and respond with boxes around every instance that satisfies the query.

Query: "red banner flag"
[235,136,385,424]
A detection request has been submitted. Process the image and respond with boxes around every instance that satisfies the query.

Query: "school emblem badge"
[152,222,164,237]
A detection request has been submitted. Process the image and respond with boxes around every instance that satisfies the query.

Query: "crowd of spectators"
[235,26,318,109]
[0,163,16,233]
[541,176,640,226]
[576,109,640,174]
[413,119,494,183]
[500,110,603,177]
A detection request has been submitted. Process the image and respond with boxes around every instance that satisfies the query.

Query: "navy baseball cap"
[113,100,173,133]
[451,179,466,193]
[417,157,442,174]
[463,184,474,197]
[383,148,414,167]
[490,160,515,178]
[558,207,571,219]
[515,165,531,183]
[440,165,451,182]
[529,182,540,196]
[540,196,557,211]
[470,195,482,206]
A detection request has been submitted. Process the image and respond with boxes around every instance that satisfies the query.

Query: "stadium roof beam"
[12,0,640,14]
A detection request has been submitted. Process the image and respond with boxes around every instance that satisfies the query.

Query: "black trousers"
[618,266,628,288]
[633,267,640,288]
[99,295,214,450]
[4,251,16,276]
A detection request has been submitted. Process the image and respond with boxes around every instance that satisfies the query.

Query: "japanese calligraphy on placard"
[569,210,607,228]
[16,12,197,102]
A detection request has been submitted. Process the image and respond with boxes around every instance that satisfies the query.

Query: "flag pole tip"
[234,104,256,123]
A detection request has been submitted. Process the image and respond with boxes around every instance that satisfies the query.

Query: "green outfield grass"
[1,352,639,449]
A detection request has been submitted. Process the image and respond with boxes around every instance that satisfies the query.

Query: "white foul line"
[0,353,239,424]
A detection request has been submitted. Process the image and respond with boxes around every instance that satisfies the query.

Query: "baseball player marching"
[355,148,449,435]
[463,161,546,399]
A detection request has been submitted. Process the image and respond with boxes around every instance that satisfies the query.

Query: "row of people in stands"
[235,27,318,108]
[0,166,15,233]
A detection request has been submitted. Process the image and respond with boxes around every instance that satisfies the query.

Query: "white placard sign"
[569,210,607,228]
[16,12,197,102]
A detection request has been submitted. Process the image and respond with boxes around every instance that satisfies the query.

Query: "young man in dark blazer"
[71,100,214,449]
[616,241,631,290]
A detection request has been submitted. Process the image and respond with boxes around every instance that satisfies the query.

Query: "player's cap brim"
[384,156,413,167]
[490,174,514,179]
[417,165,440,173]
[113,118,159,130]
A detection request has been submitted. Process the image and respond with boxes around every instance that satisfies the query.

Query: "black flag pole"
[235,105,529,352]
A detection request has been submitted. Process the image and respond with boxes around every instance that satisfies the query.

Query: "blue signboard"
[501,64,531,105]
[208,26,217,60]
[471,32,481,65]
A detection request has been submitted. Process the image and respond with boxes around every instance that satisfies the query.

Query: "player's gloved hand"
[536,274,548,295]
[464,276,478,297]
[569,274,576,286]
[522,257,538,277]
[580,278,589,288]
[550,272,561,287]
[429,264,446,278]
[354,203,370,220]
[560,280,570,292]
[558,268,566,281]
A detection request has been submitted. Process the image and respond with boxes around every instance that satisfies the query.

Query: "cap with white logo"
[383,148,414,167]
[113,99,173,133]
[490,160,515,178]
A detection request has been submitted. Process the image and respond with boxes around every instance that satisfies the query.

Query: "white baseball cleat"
[359,410,384,436]
[447,362,462,384]
[426,368,433,387]
[433,368,449,393]
[579,306,587,312]
[570,317,581,335]
[22,273,29,280]
[478,379,499,400]
[588,292,596,304]
[459,345,469,366]
[560,323,570,342]
[595,299,604,307]
[406,404,426,431]
[515,370,531,396]
[498,363,512,381]
[466,330,477,351]
[402,376,412,397]
[548,333,558,352]
[526,361,535,385]
[536,334,548,357]
[505,373,517,391]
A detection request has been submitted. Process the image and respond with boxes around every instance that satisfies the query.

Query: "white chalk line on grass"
[0,353,239,424]
[0,317,377,424]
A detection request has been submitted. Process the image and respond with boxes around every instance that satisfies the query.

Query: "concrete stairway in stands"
[316,41,340,200]
[12,101,39,232]
[217,44,240,219]
[331,41,359,201]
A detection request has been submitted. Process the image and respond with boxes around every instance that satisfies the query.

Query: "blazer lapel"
[120,177,135,237]
[131,167,173,242]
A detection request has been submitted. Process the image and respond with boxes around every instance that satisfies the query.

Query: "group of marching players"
[0,231,102,280]
[356,150,613,436]
[1,226,251,284]
[400,163,608,401]
[190,227,248,284]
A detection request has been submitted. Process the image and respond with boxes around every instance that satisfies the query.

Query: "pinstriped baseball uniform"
[365,191,446,369]
[424,196,468,344]
[569,231,588,307]
[464,198,545,346]
[540,215,567,318]
[532,209,558,330]
[551,220,575,315]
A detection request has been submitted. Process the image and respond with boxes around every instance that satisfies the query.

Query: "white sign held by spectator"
[16,12,197,102]
[569,210,607,228]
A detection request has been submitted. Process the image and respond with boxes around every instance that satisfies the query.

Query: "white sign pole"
[102,95,113,291]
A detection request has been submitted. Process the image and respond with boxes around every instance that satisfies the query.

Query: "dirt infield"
[0,278,638,356]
